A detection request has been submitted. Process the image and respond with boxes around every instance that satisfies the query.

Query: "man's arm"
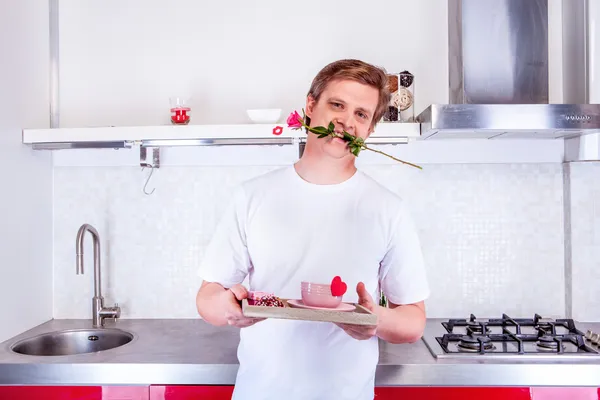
[337,283,426,344]
[195,185,260,328]
[196,281,264,328]
[373,300,426,344]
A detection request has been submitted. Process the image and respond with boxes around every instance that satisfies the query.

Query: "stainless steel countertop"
[2,318,600,386]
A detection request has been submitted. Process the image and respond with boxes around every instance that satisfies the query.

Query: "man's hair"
[307,59,391,127]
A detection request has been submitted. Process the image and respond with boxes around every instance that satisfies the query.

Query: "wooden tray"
[241,299,377,326]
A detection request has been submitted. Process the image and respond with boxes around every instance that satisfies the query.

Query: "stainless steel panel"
[562,0,589,104]
[2,319,600,387]
[30,137,411,150]
[49,0,59,128]
[449,0,549,104]
[448,0,465,104]
[417,104,600,139]
[141,138,295,147]
[3,362,600,387]
[31,141,132,150]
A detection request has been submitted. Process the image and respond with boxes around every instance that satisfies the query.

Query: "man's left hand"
[336,282,378,340]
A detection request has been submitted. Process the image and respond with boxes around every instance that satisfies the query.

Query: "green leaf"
[343,132,354,142]
[349,143,361,156]
[309,126,328,134]
[328,121,335,132]
[318,133,328,138]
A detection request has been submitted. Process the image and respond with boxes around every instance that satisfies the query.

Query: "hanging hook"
[142,165,156,195]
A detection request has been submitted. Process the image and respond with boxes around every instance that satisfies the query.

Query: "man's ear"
[305,95,316,118]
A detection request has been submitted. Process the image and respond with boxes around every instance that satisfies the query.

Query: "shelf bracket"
[140,147,160,169]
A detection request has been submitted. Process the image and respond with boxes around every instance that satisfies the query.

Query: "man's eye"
[358,112,367,119]
[332,102,342,108]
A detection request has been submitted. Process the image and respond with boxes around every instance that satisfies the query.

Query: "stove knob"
[591,333,600,345]
[585,330,594,340]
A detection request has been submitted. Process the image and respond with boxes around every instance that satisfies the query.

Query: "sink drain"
[88,335,99,341]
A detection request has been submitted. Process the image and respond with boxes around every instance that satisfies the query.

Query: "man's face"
[304,79,379,160]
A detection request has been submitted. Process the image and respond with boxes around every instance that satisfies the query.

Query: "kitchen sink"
[10,328,134,356]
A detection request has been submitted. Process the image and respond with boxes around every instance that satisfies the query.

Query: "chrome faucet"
[76,223,121,328]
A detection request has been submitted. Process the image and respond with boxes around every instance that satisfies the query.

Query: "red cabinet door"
[0,386,102,400]
[374,387,533,400]
[0,386,149,400]
[150,386,531,400]
[149,385,234,400]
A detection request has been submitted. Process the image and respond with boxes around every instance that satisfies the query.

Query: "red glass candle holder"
[169,97,191,125]
[170,107,191,125]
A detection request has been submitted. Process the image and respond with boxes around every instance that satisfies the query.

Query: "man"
[196,59,430,400]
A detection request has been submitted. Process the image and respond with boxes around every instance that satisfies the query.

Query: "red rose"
[286,111,303,129]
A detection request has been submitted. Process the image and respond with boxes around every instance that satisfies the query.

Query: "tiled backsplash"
[53,163,567,319]
[570,163,600,322]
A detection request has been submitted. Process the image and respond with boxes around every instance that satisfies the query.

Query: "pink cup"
[301,282,342,308]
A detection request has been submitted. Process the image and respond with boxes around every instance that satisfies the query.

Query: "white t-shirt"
[197,165,429,400]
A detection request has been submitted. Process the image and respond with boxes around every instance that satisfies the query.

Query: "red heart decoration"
[330,276,347,297]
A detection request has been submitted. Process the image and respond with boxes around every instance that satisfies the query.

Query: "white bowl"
[246,108,282,124]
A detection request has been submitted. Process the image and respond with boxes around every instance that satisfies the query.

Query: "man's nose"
[335,112,354,133]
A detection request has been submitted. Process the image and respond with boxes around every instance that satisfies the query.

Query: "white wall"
[570,163,600,321]
[54,0,569,126]
[0,1,53,342]
[57,0,448,127]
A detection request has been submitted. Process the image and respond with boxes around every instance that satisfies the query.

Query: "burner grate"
[443,313,580,334]
[436,313,598,355]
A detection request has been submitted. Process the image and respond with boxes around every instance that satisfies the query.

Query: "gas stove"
[422,314,600,361]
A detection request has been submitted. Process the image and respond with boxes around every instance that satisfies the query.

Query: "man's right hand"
[196,281,265,328]
[223,284,265,328]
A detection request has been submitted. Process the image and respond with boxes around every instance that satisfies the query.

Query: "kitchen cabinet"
[1,385,599,399]
[374,387,532,399]
[0,386,149,400]
[147,386,600,400]
[150,386,530,399]
[149,385,234,399]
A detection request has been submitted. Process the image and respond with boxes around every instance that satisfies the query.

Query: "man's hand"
[335,282,427,344]
[336,282,378,340]
[224,284,265,328]
[196,281,264,328]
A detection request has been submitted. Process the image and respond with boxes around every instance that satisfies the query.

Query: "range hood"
[416,0,600,139]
